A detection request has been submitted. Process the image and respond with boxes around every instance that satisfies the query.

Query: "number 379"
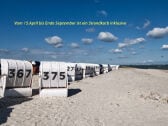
[43,72,65,80]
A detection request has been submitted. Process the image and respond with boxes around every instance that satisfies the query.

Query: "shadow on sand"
[0,97,32,125]
[32,89,39,96]
[68,88,82,97]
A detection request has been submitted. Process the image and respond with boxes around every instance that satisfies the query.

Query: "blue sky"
[0,0,168,64]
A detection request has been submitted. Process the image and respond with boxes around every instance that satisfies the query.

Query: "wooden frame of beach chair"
[39,61,68,97]
[0,59,32,97]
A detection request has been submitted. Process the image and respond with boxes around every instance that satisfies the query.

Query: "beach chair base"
[4,88,32,97]
[40,88,68,97]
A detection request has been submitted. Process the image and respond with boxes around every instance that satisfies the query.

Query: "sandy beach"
[0,68,168,126]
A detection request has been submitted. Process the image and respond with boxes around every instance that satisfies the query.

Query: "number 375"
[43,72,65,80]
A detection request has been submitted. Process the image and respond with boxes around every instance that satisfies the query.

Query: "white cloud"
[109,48,123,53]
[143,60,153,64]
[81,38,93,44]
[139,45,145,49]
[143,19,150,29]
[21,48,29,52]
[30,49,56,55]
[118,55,128,59]
[98,32,118,42]
[118,37,145,48]
[131,51,137,55]
[55,43,63,48]
[0,49,9,53]
[83,52,89,56]
[71,43,79,48]
[136,26,141,30]
[97,10,108,17]
[118,43,127,48]
[146,26,168,38]
[85,27,95,32]
[136,19,150,30]
[45,36,63,46]
[161,44,168,49]
[50,55,57,59]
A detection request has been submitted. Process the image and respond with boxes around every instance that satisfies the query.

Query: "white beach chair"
[110,65,120,70]
[77,63,95,78]
[67,62,76,82]
[94,64,100,76]
[102,64,108,73]
[85,63,97,77]
[75,63,85,80]
[0,59,32,97]
[0,60,7,97]
[85,65,92,78]
[39,61,68,97]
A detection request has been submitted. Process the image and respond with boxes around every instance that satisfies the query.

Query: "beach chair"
[39,61,68,97]
[85,64,96,77]
[89,63,100,77]
[67,63,76,82]
[99,64,104,74]
[116,65,120,70]
[110,65,120,70]
[0,59,32,97]
[75,63,85,80]
[94,64,100,76]
[102,64,108,73]
[85,65,92,78]
[0,61,7,97]
[108,64,112,72]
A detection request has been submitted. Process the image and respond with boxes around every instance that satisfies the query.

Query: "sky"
[0,0,168,65]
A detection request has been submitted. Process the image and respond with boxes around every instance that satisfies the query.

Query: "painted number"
[8,69,31,78]
[60,72,65,80]
[67,66,74,71]
[8,69,15,78]
[51,72,57,80]
[17,69,23,78]
[43,72,49,80]
[26,69,31,77]
[43,72,65,80]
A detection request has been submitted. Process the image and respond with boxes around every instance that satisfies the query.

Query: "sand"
[0,68,168,126]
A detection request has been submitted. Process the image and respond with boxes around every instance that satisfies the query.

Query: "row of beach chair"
[0,59,119,97]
